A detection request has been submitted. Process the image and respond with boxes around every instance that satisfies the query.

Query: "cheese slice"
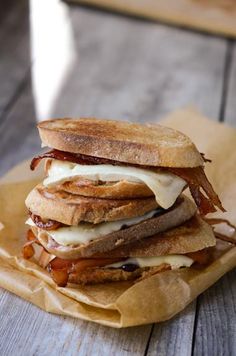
[106,255,194,269]
[26,208,159,246]
[43,160,186,209]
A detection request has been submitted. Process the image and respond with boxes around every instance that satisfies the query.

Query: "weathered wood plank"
[192,270,236,356]
[44,7,227,121]
[225,42,236,127]
[192,43,236,356]
[0,83,40,176]
[146,303,196,356]
[0,287,152,356]
[0,0,30,120]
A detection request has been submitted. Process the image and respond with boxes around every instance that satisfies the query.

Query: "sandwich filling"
[26,208,159,246]
[43,160,186,209]
[31,149,225,215]
[23,214,216,286]
[105,255,194,270]
[24,231,210,286]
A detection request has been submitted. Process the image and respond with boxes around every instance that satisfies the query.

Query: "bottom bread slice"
[68,264,171,284]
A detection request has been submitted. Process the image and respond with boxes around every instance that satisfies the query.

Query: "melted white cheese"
[43,160,186,209]
[106,255,193,269]
[26,208,158,246]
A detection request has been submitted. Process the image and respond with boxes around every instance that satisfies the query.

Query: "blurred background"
[1,0,236,174]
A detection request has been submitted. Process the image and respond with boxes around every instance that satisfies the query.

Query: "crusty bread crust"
[94,216,216,258]
[38,118,203,167]
[68,264,170,285]
[25,184,158,225]
[60,179,153,199]
[33,195,197,258]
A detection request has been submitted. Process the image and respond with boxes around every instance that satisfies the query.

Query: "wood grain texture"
[192,270,236,356]
[0,0,30,120]
[191,64,236,356]
[146,303,196,356]
[0,287,151,356]
[69,0,236,38]
[0,1,235,356]
[48,7,227,121]
[225,42,236,126]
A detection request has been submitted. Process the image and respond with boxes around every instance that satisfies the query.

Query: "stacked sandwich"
[24,118,224,286]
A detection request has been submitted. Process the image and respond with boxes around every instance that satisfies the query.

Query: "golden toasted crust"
[94,216,216,258]
[60,179,153,199]
[68,264,170,285]
[33,196,197,259]
[25,184,158,225]
[38,118,203,167]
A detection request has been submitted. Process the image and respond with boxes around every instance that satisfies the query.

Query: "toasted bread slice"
[25,184,158,225]
[94,216,215,258]
[38,118,203,167]
[59,179,153,199]
[67,216,215,284]
[34,216,215,285]
[32,195,197,258]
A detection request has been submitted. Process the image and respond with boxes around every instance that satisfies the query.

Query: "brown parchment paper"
[0,108,236,328]
[70,0,236,38]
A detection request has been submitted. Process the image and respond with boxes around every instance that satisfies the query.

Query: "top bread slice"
[38,118,203,167]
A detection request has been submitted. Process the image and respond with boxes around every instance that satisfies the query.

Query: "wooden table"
[1,1,236,355]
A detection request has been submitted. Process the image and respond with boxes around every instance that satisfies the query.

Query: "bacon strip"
[23,229,213,287]
[31,149,212,169]
[30,149,224,215]
[30,149,116,170]
[48,257,122,286]
[47,251,211,286]
[169,167,225,215]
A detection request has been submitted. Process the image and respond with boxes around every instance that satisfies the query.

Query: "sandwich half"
[24,118,224,285]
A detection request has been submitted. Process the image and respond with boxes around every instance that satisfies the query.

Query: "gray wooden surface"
[0,1,236,355]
